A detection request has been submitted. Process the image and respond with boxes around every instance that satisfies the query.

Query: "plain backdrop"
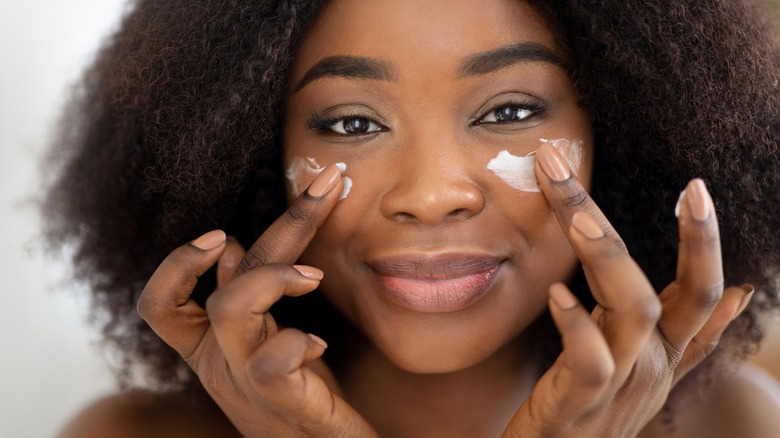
[1,2,778,438]
[0,1,126,436]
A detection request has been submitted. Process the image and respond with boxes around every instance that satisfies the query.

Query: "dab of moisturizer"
[486,138,584,192]
[285,157,352,199]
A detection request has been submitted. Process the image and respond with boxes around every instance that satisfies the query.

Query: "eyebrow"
[293,42,565,92]
[293,55,396,92]
[457,42,565,77]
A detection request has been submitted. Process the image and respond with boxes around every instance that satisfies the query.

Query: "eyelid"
[312,104,388,125]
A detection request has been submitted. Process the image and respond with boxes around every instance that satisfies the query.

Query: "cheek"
[486,137,585,193]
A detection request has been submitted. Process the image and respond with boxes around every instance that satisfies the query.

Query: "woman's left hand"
[502,142,753,437]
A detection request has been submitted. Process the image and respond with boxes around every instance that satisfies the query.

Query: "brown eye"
[330,117,383,135]
[480,105,535,124]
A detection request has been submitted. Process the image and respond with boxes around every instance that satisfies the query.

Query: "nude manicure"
[733,284,755,320]
[571,211,605,239]
[307,164,341,197]
[191,230,226,250]
[293,265,324,280]
[536,141,571,182]
[686,179,711,221]
[308,333,329,349]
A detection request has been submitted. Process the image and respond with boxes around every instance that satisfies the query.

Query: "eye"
[307,109,388,138]
[477,105,536,124]
[329,117,384,135]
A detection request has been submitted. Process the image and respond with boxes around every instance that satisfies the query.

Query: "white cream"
[487,138,584,192]
[285,157,351,199]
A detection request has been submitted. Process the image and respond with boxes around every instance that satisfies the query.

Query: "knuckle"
[692,335,721,358]
[629,293,663,327]
[579,356,615,388]
[240,244,272,273]
[692,223,721,249]
[591,240,629,260]
[285,200,314,225]
[560,188,589,208]
[247,351,288,386]
[690,280,725,310]
[246,329,308,386]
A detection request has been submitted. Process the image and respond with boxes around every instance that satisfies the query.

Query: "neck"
[341,334,540,438]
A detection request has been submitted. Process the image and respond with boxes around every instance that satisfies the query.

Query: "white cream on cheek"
[285,157,352,199]
[486,138,584,192]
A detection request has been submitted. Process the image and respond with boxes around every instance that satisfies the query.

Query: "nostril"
[393,212,417,222]
[449,208,470,217]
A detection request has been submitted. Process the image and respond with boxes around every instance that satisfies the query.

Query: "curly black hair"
[43,0,780,404]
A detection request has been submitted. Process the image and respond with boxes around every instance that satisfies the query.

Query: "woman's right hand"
[137,164,377,437]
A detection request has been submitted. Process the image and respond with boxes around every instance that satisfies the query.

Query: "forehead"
[290,0,559,80]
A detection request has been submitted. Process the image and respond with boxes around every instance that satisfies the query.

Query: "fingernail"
[293,265,324,280]
[536,141,571,182]
[307,164,342,197]
[191,230,226,250]
[571,211,605,239]
[549,283,577,310]
[733,283,755,319]
[686,179,712,221]
[308,333,328,349]
[674,190,686,218]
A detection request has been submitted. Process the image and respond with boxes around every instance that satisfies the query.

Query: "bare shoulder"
[58,390,240,438]
[678,362,780,438]
[708,362,780,436]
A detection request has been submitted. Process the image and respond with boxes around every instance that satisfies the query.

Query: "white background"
[0,1,127,436]
[1,2,778,437]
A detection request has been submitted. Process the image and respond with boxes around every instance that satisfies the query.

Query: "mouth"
[367,253,504,313]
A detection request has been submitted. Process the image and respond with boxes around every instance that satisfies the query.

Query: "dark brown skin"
[61,0,780,436]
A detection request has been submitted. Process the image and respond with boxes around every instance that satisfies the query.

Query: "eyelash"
[306,99,547,137]
[306,111,387,136]
[471,99,547,126]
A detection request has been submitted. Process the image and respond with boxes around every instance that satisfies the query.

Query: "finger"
[534,141,627,305]
[137,229,226,358]
[236,163,344,275]
[673,284,753,383]
[547,284,614,412]
[657,179,724,356]
[534,141,627,254]
[568,211,662,383]
[504,284,614,433]
[206,264,323,375]
[246,328,328,413]
[217,236,246,288]
[535,144,661,378]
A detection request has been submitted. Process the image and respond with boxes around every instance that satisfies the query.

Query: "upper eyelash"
[471,99,547,125]
[306,111,340,131]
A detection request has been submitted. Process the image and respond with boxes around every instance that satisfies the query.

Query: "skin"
[283,0,592,377]
[64,0,780,437]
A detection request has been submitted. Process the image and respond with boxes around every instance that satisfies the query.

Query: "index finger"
[534,141,626,252]
[235,163,345,275]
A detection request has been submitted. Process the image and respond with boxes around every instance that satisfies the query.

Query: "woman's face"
[283,0,593,373]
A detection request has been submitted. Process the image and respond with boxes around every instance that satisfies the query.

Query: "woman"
[49,0,780,436]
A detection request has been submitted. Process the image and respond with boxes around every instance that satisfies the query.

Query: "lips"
[367,253,504,313]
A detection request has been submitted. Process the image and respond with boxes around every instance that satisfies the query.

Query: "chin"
[370,321,520,374]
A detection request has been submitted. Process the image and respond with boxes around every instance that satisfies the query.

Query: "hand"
[137,164,377,437]
[502,143,753,437]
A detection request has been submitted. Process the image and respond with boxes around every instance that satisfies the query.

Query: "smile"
[368,254,504,313]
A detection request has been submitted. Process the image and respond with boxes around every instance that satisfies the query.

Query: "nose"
[380,150,485,226]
